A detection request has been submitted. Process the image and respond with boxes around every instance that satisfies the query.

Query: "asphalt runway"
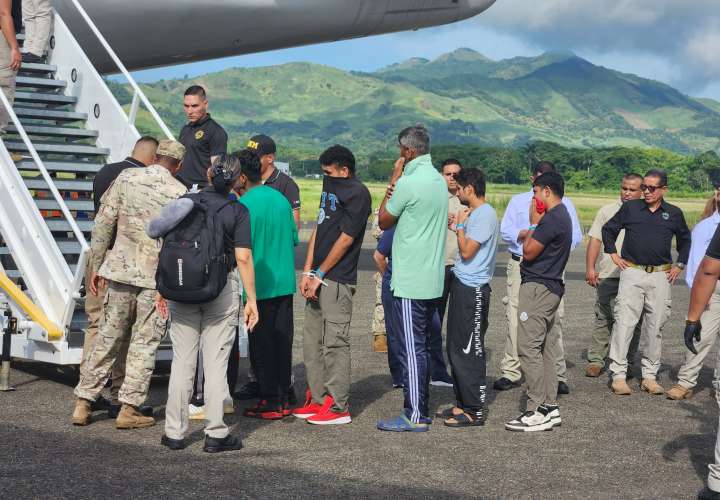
[1,244,715,499]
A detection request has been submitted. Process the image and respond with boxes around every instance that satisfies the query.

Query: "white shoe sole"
[292,413,315,419]
[505,421,554,432]
[306,416,352,425]
[430,380,453,387]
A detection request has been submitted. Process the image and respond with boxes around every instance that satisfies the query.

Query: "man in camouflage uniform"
[371,211,388,352]
[72,140,187,429]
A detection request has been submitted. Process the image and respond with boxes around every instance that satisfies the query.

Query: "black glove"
[684,320,702,355]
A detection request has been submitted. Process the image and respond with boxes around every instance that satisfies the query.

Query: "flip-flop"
[435,406,463,419]
[444,412,484,428]
[377,414,429,432]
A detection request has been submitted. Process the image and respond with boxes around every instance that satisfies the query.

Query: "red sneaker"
[292,393,333,419]
[307,410,352,425]
[243,400,284,420]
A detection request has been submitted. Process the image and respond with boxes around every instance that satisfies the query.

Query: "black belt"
[510,253,521,262]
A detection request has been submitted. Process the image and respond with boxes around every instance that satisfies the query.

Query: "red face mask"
[534,198,546,214]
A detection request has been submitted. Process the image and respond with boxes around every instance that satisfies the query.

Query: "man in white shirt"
[667,187,720,400]
[496,161,582,393]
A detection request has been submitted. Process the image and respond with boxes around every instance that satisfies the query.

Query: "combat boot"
[666,384,693,400]
[116,404,155,429]
[72,398,92,426]
[611,378,632,395]
[640,378,665,395]
[373,334,388,353]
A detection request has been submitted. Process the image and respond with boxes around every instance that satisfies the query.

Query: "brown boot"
[585,365,602,377]
[72,398,92,426]
[116,404,155,429]
[666,384,693,400]
[611,378,632,395]
[372,334,388,353]
[640,378,665,395]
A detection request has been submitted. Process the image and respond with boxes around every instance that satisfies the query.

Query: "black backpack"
[156,192,232,303]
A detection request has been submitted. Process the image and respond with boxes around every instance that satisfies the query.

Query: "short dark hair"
[319,145,356,175]
[456,168,486,197]
[184,85,207,99]
[623,172,643,183]
[236,149,262,183]
[533,171,565,198]
[644,168,668,187]
[136,135,158,147]
[441,158,463,171]
[532,160,556,177]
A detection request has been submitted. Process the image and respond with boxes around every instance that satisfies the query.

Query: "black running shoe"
[160,435,186,451]
[234,381,259,400]
[90,395,113,412]
[557,381,570,395]
[203,434,243,453]
[493,377,520,391]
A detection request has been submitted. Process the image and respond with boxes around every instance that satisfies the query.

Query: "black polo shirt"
[602,198,691,266]
[178,114,228,189]
[264,168,301,211]
[707,226,720,260]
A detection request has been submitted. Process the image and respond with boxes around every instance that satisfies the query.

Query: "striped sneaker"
[505,407,554,432]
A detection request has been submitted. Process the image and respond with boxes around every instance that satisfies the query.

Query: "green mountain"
[128,48,720,156]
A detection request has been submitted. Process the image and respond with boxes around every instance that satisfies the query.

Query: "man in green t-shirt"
[376,125,448,432]
[235,149,299,419]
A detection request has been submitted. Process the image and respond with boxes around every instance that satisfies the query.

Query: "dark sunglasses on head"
[640,184,665,193]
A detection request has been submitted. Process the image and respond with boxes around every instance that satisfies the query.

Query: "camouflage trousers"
[75,280,166,407]
[372,272,386,337]
[81,255,128,403]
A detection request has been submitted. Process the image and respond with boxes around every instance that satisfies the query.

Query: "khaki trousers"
[609,268,672,380]
[708,344,720,492]
[22,0,53,56]
[500,257,567,382]
[372,271,386,337]
[587,278,642,368]
[677,283,720,389]
[0,32,16,133]
[75,281,166,406]
[165,273,239,440]
[303,279,354,413]
[82,255,128,402]
[517,282,562,409]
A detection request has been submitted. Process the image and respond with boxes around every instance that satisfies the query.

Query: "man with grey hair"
[376,125,448,432]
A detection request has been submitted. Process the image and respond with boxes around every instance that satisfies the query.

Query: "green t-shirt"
[239,185,299,300]
[386,154,448,299]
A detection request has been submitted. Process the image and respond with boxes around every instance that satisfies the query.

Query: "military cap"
[156,139,186,161]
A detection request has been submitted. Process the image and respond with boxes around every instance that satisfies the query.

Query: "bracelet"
[456,223,466,231]
[528,224,537,231]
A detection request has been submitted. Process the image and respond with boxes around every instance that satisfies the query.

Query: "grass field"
[296,179,710,228]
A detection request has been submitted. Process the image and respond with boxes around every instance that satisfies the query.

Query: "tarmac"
[0,242,716,499]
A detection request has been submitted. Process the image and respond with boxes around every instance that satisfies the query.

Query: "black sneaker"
[203,434,243,453]
[90,395,113,412]
[234,381,259,400]
[699,487,720,499]
[22,52,44,64]
[539,404,561,427]
[557,381,570,395]
[108,403,153,419]
[493,377,520,391]
[160,434,186,451]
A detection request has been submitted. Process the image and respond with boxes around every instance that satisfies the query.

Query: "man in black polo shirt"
[84,136,159,416]
[178,86,228,190]
[505,172,572,432]
[246,134,301,231]
[603,169,691,396]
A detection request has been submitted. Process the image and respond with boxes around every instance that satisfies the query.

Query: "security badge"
[662,212,669,220]
[195,130,205,140]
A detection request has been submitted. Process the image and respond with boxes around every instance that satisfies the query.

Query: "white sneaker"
[430,379,453,387]
[541,404,561,427]
[505,408,554,432]
[224,398,234,415]
[188,403,205,421]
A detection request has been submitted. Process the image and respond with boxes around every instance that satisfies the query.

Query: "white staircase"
[0,4,173,364]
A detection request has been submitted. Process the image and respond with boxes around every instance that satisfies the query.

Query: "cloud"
[476,0,720,94]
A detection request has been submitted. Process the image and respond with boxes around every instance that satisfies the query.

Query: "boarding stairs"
[0,2,173,365]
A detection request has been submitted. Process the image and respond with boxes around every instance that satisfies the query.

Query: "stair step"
[15,159,103,174]
[18,62,57,74]
[6,124,98,139]
[5,141,109,156]
[16,76,67,89]
[25,179,94,192]
[35,199,94,211]
[14,92,77,105]
[3,264,79,280]
[45,219,93,232]
[15,107,87,122]
[0,240,82,255]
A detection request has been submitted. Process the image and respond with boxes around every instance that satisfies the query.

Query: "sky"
[131,0,720,101]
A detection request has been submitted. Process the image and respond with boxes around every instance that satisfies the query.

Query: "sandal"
[377,414,429,432]
[435,406,463,419]
[444,411,484,428]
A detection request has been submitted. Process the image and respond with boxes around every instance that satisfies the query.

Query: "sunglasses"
[444,172,459,178]
[640,184,665,193]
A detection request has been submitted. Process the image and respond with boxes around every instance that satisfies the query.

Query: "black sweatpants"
[252,295,294,406]
[447,279,491,415]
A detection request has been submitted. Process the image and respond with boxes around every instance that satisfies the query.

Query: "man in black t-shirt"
[292,145,371,425]
[177,86,228,190]
[505,172,571,433]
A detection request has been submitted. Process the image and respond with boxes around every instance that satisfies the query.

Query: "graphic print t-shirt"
[312,176,372,285]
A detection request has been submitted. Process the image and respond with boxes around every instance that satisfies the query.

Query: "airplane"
[54,0,497,72]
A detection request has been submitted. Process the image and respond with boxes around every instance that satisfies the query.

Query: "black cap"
[247,134,276,156]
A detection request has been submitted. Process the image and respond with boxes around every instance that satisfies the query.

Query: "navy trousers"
[381,274,404,387]
[428,266,453,381]
[388,294,438,424]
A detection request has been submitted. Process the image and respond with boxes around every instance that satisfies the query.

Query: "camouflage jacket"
[90,165,186,289]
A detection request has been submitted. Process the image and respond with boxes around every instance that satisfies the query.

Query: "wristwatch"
[675,262,686,270]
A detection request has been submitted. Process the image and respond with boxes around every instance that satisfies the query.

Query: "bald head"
[131,136,159,166]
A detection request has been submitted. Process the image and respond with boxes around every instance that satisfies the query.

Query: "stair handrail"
[66,0,174,140]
